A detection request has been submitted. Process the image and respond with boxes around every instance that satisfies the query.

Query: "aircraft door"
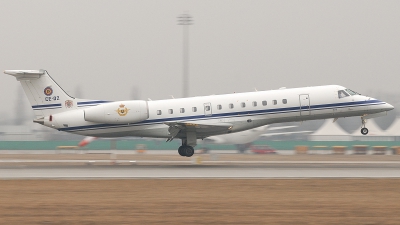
[299,94,311,116]
[204,102,212,116]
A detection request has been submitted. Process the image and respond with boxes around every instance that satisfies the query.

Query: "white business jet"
[4,70,394,157]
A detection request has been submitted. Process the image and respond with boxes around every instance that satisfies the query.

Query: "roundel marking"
[44,86,53,96]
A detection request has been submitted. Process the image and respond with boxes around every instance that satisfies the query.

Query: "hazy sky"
[1,1,400,118]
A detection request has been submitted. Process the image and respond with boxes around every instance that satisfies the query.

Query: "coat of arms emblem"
[65,100,73,108]
[116,104,130,116]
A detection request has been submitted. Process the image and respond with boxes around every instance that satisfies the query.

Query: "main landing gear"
[360,118,368,135]
[178,145,194,157]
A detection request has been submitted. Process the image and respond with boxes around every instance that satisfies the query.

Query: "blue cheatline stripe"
[33,107,62,110]
[77,100,111,106]
[31,100,111,110]
[58,100,385,132]
[32,103,62,110]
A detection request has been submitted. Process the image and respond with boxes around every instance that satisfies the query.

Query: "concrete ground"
[1,179,400,225]
[2,152,400,224]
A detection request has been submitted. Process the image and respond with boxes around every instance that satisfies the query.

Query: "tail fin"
[5,69,75,118]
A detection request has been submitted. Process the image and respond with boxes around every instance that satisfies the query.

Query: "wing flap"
[165,121,233,130]
[164,121,233,141]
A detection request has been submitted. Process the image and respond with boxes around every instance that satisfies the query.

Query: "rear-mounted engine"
[84,100,149,124]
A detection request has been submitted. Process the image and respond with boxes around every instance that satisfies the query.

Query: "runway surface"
[1,151,400,179]
[1,162,400,179]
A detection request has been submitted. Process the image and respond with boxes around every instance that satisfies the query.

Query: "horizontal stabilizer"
[4,70,45,80]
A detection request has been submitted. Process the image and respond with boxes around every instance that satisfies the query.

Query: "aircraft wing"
[164,122,233,142]
[268,125,298,131]
[165,122,233,132]
[260,131,313,136]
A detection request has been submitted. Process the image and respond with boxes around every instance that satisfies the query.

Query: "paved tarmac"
[1,150,399,179]
[1,161,400,179]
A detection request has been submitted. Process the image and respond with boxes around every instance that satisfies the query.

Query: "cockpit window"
[345,89,359,96]
[338,90,349,98]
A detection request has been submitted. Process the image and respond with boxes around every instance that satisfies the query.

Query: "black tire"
[178,146,186,156]
[185,146,194,157]
[361,127,369,135]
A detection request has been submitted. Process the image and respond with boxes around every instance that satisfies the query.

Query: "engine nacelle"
[84,100,149,124]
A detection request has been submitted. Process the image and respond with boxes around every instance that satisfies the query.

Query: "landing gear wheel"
[178,145,194,157]
[178,146,186,156]
[361,127,369,135]
[184,146,194,157]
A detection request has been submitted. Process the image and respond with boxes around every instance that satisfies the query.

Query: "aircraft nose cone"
[384,103,394,111]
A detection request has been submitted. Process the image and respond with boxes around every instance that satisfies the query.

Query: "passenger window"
[168,109,173,114]
[192,107,197,112]
[273,100,277,105]
[262,100,267,106]
[217,105,222,110]
[241,102,246,108]
[229,103,234,109]
[157,110,162,115]
[282,99,287,104]
[180,108,185,113]
[338,90,349,98]
[205,106,211,111]
[252,101,257,107]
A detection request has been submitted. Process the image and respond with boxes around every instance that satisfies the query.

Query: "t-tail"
[4,69,91,123]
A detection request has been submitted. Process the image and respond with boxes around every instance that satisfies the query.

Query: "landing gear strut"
[360,118,368,135]
[178,145,194,157]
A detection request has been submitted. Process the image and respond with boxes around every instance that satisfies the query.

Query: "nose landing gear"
[361,127,368,135]
[360,118,368,135]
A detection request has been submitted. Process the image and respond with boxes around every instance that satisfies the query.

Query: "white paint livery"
[84,101,149,124]
[4,69,394,157]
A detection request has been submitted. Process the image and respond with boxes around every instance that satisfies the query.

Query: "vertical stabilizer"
[4,69,75,118]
